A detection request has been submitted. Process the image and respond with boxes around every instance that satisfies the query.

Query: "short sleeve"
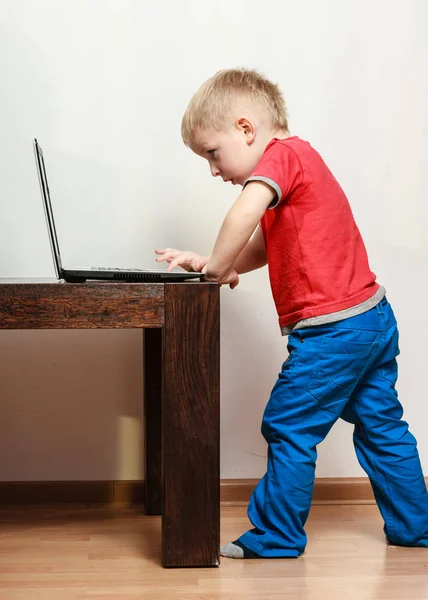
[244,140,303,208]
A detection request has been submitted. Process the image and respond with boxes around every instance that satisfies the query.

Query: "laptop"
[33,139,203,283]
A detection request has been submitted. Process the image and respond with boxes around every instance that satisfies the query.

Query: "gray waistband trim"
[281,286,386,336]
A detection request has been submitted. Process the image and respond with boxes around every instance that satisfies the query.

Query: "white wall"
[0,0,427,481]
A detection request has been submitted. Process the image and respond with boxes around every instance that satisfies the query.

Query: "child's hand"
[155,248,208,273]
[202,265,240,289]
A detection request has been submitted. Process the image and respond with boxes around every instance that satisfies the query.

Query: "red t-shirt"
[246,137,379,329]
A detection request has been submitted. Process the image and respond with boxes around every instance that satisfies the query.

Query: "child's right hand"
[155,248,209,273]
[202,265,240,289]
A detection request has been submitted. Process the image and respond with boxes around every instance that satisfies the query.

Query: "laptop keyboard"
[91,267,144,272]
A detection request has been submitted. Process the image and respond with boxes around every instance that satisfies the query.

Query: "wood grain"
[162,282,220,567]
[0,505,426,599]
[0,282,164,329]
[0,280,221,569]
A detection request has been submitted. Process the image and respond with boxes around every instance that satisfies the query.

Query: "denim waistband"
[293,295,395,335]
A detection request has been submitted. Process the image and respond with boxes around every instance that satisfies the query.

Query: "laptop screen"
[33,139,63,279]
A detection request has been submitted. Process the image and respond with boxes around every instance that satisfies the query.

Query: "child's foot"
[220,539,260,559]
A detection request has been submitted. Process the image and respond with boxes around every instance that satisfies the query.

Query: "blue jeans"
[239,297,428,557]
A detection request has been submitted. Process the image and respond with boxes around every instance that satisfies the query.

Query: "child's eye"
[208,150,216,158]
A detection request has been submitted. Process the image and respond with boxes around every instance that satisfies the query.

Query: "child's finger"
[157,251,178,262]
[167,257,184,272]
[156,253,173,262]
[155,248,178,255]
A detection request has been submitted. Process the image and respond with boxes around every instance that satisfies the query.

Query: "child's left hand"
[202,265,239,289]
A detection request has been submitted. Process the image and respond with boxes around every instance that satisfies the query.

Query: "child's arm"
[155,182,271,283]
[156,227,266,275]
[205,181,275,282]
[233,225,267,274]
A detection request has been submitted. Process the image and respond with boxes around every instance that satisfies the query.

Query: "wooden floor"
[0,504,427,600]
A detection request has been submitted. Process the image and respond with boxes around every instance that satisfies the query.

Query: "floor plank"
[0,505,426,599]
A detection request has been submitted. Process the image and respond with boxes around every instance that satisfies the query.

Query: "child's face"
[192,121,264,186]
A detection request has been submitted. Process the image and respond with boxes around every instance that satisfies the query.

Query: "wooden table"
[0,280,220,568]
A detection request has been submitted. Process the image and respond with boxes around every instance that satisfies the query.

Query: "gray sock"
[220,542,244,559]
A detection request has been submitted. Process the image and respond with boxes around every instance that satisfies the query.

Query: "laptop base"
[61,269,200,283]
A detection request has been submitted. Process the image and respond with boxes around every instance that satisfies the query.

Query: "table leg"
[144,328,163,515]
[162,283,220,567]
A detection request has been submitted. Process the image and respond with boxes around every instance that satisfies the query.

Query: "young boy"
[156,68,428,559]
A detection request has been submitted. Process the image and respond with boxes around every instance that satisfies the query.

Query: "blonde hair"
[181,68,289,148]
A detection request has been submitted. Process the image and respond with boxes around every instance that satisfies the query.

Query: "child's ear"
[236,118,256,144]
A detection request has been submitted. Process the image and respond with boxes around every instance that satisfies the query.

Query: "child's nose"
[210,164,221,177]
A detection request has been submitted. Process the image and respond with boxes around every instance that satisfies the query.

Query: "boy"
[156,69,428,558]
